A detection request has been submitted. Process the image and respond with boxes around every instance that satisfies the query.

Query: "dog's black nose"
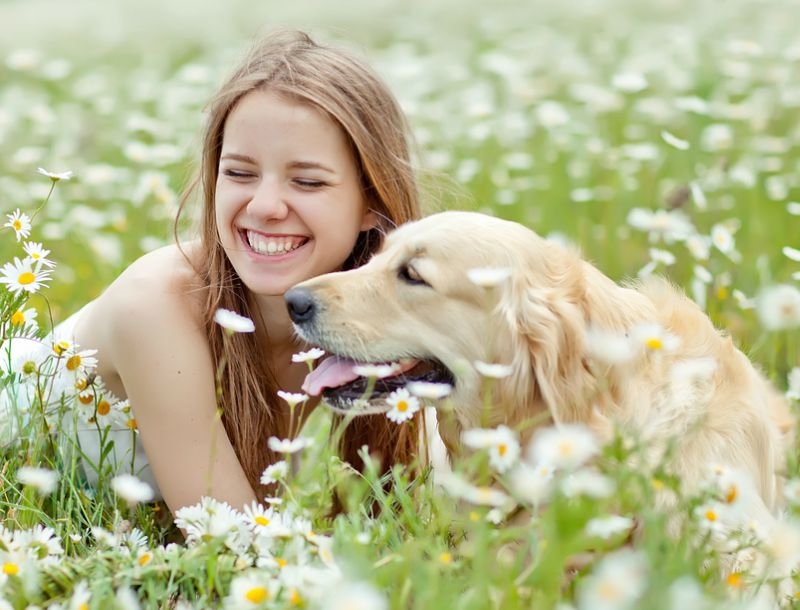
[285,287,316,324]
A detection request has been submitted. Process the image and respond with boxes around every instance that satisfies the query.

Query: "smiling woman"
[7,29,425,515]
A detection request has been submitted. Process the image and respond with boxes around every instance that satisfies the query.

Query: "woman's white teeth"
[247,231,302,255]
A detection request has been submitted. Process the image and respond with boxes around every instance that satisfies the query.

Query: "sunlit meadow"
[1,0,799,607]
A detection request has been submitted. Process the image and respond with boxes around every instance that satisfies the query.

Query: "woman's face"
[215,89,375,296]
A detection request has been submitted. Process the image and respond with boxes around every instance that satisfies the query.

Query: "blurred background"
[0,0,798,357]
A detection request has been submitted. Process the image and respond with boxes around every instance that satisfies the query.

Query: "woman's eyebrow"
[220,153,257,164]
[288,160,336,174]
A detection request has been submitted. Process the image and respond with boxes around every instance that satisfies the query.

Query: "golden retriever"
[285,210,794,522]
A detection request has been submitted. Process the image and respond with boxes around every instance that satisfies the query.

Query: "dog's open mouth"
[301,356,454,412]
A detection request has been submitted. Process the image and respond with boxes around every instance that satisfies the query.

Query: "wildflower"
[406,380,452,399]
[661,130,690,150]
[385,388,421,424]
[507,462,555,506]
[111,474,155,504]
[784,246,800,262]
[62,347,99,378]
[528,424,599,471]
[694,503,727,534]
[91,526,119,548]
[561,469,615,499]
[466,266,513,287]
[291,348,325,364]
[175,497,250,553]
[224,573,278,609]
[585,327,636,364]
[22,242,55,268]
[461,425,520,473]
[577,549,648,610]
[710,223,737,256]
[267,436,312,454]
[0,257,52,294]
[585,515,635,540]
[756,284,800,330]
[15,524,64,560]
[16,466,58,496]
[260,461,288,485]
[436,471,511,507]
[630,323,680,353]
[37,167,73,181]
[685,234,710,260]
[115,586,142,610]
[626,208,694,243]
[474,361,514,378]
[787,368,800,401]
[4,209,31,242]
[242,503,282,533]
[214,308,256,333]
[9,307,38,329]
[611,71,647,92]
[276,391,308,408]
[352,362,403,378]
[321,581,388,610]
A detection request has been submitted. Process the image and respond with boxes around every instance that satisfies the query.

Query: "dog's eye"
[398,264,429,287]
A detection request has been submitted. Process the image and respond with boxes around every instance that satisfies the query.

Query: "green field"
[0,0,799,607]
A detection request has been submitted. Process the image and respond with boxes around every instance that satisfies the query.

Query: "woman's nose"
[248,177,289,219]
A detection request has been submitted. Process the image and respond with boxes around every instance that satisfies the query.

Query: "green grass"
[0,0,799,607]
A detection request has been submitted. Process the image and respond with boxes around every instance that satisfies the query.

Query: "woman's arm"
[77,248,259,513]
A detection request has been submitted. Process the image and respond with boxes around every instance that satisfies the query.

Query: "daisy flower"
[710,223,737,256]
[224,573,278,609]
[111,474,155,504]
[585,327,636,365]
[213,308,256,333]
[756,284,800,330]
[561,469,616,499]
[62,347,98,379]
[4,209,31,242]
[16,466,58,496]
[461,425,520,473]
[9,307,38,330]
[276,391,308,408]
[783,246,800,262]
[585,515,635,540]
[436,471,512,507]
[0,257,52,294]
[474,360,514,379]
[661,129,690,150]
[576,549,648,610]
[321,581,388,610]
[626,207,694,243]
[406,380,452,399]
[22,241,55,268]
[528,424,599,471]
[267,436,312,454]
[36,167,73,181]
[630,322,680,353]
[260,461,288,485]
[385,388,420,424]
[787,367,800,401]
[291,348,325,364]
[508,462,556,506]
[466,266,512,287]
[14,524,64,560]
[352,362,403,378]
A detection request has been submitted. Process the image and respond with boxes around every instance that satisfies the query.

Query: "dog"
[285,210,794,524]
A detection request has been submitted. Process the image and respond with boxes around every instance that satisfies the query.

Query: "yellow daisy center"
[126,418,137,430]
[597,581,622,601]
[396,400,409,412]
[558,440,575,456]
[2,562,19,575]
[497,443,507,456]
[22,361,36,375]
[18,272,35,285]
[66,355,82,371]
[645,337,663,350]
[12,220,21,230]
[54,340,70,355]
[245,586,269,603]
[10,310,25,325]
[78,604,89,610]
[79,394,94,405]
[705,509,718,522]
[255,516,270,526]
[138,552,152,566]
[75,378,88,391]
[96,400,110,416]
[289,589,304,606]
[651,478,664,491]
[725,485,738,504]
[726,572,744,589]
[276,557,288,568]
[438,552,452,565]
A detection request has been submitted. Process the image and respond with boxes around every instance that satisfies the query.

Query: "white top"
[1,303,161,499]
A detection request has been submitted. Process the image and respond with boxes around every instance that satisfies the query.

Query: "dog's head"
[286,211,640,445]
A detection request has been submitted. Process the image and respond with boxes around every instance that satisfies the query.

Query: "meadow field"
[0,0,799,607]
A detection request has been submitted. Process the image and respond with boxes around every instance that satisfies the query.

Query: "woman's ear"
[360,208,379,232]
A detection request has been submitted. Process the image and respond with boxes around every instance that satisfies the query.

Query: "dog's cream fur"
[292,211,794,516]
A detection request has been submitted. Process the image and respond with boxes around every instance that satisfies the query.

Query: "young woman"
[52,30,423,513]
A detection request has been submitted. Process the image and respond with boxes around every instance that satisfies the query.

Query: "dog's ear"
[497,244,598,426]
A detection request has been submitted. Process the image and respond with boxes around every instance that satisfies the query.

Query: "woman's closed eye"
[293,178,329,190]
[221,167,256,180]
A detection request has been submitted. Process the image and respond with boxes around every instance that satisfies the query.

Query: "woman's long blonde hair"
[174,30,422,496]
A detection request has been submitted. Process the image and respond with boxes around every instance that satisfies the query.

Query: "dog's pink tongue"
[302,356,360,396]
